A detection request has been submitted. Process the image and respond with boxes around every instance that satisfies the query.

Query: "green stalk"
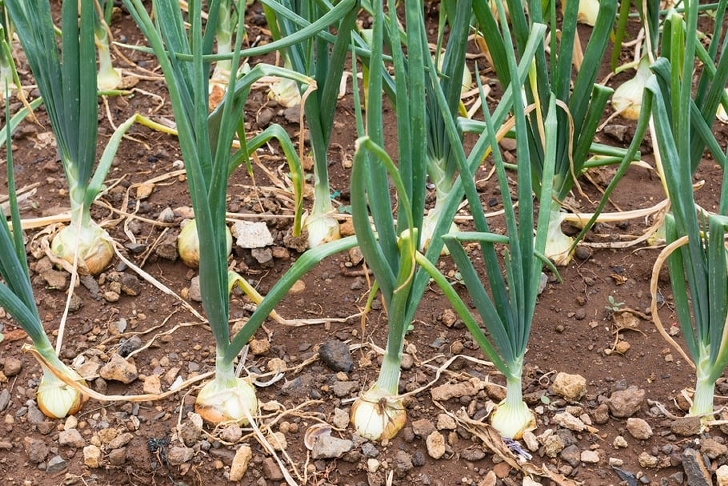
[0,103,86,419]
[5,0,115,274]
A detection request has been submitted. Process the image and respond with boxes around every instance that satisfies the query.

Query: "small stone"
[593,403,610,424]
[626,417,653,440]
[220,424,243,443]
[431,382,478,402]
[249,338,270,356]
[136,182,155,199]
[522,430,539,452]
[613,435,628,449]
[580,450,600,464]
[331,380,358,398]
[83,445,101,468]
[0,389,10,411]
[551,372,587,402]
[716,464,728,486]
[318,340,353,372]
[638,452,659,468]
[435,413,457,430]
[178,417,203,447]
[311,435,353,459]
[142,374,162,395]
[560,445,581,467]
[543,434,565,458]
[682,448,712,486]
[23,437,49,464]
[493,462,511,479]
[701,437,728,459]
[267,431,287,451]
[607,385,645,418]
[411,418,436,438]
[46,455,67,474]
[103,291,120,302]
[255,457,281,483]
[120,274,142,296]
[108,433,134,450]
[552,411,586,431]
[3,357,23,377]
[167,446,195,465]
[108,448,127,466]
[58,429,85,448]
[231,221,274,248]
[671,416,703,436]
[425,431,446,459]
[229,445,253,482]
[99,354,138,384]
[40,268,68,290]
[155,233,179,261]
[332,408,349,429]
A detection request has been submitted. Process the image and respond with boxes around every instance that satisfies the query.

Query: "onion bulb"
[717,89,728,123]
[544,208,574,266]
[177,219,233,268]
[350,387,407,441]
[304,212,341,249]
[36,364,87,419]
[490,398,536,440]
[612,57,651,121]
[195,376,258,425]
[50,221,113,275]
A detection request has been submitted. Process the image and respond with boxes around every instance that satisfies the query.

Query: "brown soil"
[2,3,728,486]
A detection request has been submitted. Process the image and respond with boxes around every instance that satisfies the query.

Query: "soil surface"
[2,3,728,486]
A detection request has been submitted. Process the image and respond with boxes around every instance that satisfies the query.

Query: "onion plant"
[263,0,359,248]
[94,0,122,91]
[5,0,112,275]
[122,0,357,425]
[0,109,87,419]
[348,0,546,440]
[633,4,728,421]
[414,0,559,440]
[470,0,618,265]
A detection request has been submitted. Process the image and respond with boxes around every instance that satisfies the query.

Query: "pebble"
[435,413,457,430]
[220,424,243,443]
[425,431,446,459]
[0,389,10,411]
[607,385,645,418]
[670,416,703,436]
[58,429,85,448]
[626,417,653,440]
[394,450,414,478]
[552,411,586,431]
[263,457,284,480]
[108,432,134,450]
[231,221,274,248]
[120,273,142,296]
[551,372,587,402]
[700,437,728,459]
[26,402,46,425]
[108,448,127,466]
[46,455,67,474]
[229,445,253,482]
[593,403,610,424]
[560,444,581,467]
[142,374,162,395]
[167,446,194,465]
[522,430,540,452]
[431,382,479,402]
[331,380,358,398]
[543,434,565,458]
[99,354,138,384]
[23,437,49,464]
[411,418,436,438]
[716,464,728,486]
[318,340,353,372]
[332,408,349,429]
[83,445,101,468]
[638,451,659,468]
[248,338,270,356]
[580,450,600,464]
[613,435,628,449]
[267,431,287,451]
[311,435,353,459]
[682,448,712,486]
[3,357,23,377]
[361,442,379,458]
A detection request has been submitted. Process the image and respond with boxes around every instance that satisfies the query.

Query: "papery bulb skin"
[177,219,233,268]
[612,58,652,121]
[350,388,407,441]
[36,370,88,419]
[50,222,113,275]
[490,399,536,440]
[305,213,341,249]
[195,377,258,425]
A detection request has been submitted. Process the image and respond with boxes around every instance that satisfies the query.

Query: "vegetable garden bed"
[1,1,728,485]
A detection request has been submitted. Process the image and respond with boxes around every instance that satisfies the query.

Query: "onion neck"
[690,347,715,419]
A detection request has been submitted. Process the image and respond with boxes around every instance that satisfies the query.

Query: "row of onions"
[2,0,728,453]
